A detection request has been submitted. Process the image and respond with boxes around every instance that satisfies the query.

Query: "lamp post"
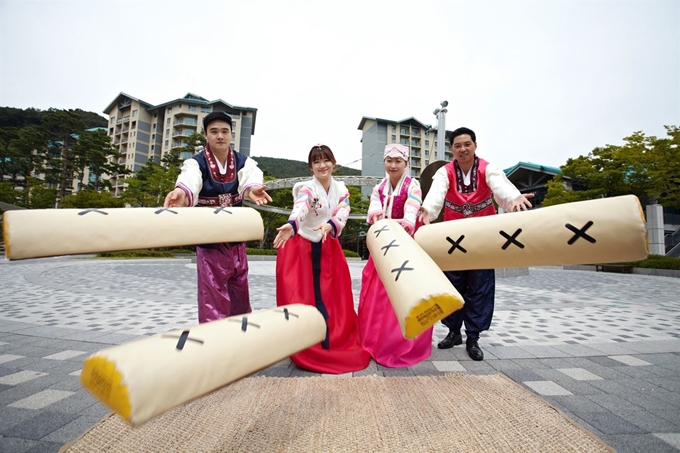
[433,100,448,161]
[357,231,367,256]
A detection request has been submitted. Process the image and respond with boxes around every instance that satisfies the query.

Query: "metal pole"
[437,111,445,161]
[434,101,448,161]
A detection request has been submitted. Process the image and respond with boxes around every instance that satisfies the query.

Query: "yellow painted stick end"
[80,355,132,421]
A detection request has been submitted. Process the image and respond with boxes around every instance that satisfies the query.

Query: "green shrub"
[245,248,278,256]
[166,248,196,254]
[618,255,680,270]
[343,250,360,258]
[98,250,175,258]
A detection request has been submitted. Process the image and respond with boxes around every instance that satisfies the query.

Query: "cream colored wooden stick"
[3,206,264,260]
[80,304,326,426]
[415,195,648,271]
[366,219,464,339]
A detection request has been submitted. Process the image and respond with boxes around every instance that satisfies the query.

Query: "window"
[188,105,197,112]
[165,140,169,147]
[167,108,172,114]
[400,127,408,135]
[425,140,429,147]
[391,135,396,142]
[165,129,169,137]
[132,110,138,117]
[201,106,211,113]
[110,117,115,124]
[152,134,155,140]
[391,125,396,132]
[166,118,171,126]
[154,113,158,118]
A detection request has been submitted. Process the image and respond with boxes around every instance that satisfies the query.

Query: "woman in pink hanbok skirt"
[357,144,433,368]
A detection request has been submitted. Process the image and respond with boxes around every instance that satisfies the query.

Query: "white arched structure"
[250,176,383,219]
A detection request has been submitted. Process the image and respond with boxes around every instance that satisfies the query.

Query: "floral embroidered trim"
[445,196,493,218]
[198,193,242,207]
[455,156,480,194]
[204,145,236,184]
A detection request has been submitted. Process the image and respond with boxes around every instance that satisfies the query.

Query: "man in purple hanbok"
[164,111,271,323]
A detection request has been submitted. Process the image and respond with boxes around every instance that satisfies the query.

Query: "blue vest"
[193,150,249,208]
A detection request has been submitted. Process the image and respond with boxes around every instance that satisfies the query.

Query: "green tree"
[183,132,206,150]
[543,126,680,209]
[42,110,85,203]
[72,129,127,191]
[61,189,125,209]
[339,186,369,251]
[161,149,183,170]
[0,182,20,206]
[0,127,19,181]
[122,160,179,207]
[26,180,57,209]
[542,175,599,207]
[257,184,293,249]
[8,126,50,205]
[645,126,680,209]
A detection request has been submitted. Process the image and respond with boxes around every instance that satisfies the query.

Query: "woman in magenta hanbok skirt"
[358,144,433,368]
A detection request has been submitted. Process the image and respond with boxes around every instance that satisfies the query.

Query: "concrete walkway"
[0,256,679,452]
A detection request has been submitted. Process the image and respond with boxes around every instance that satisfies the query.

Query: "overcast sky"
[1,0,678,171]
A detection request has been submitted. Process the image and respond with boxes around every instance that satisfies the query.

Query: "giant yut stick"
[2,206,264,260]
[415,195,648,271]
[367,219,464,339]
[80,304,326,426]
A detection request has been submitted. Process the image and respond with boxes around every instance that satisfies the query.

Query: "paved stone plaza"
[0,256,679,452]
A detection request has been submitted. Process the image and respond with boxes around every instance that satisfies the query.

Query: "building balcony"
[173,118,198,126]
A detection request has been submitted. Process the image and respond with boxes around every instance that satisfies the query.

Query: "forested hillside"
[253,156,360,179]
[0,106,107,129]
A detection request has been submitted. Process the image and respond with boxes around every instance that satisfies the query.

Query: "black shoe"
[466,338,484,361]
[437,331,463,349]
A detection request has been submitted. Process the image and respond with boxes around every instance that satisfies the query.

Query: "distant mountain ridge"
[252,156,361,179]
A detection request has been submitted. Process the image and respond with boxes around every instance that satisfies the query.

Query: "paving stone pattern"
[0,256,679,452]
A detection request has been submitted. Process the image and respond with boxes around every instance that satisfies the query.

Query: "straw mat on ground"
[61,373,613,452]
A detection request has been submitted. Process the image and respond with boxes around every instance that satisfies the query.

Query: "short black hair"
[202,111,233,131]
[449,127,476,143]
